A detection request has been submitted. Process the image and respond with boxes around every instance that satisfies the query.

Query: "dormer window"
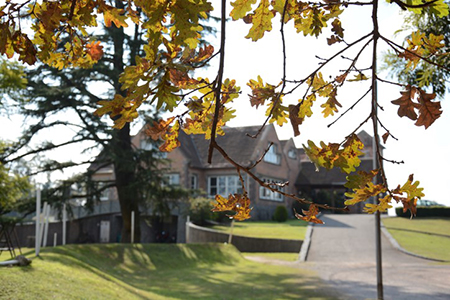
[264,143,281,165]
[288,148,297,159]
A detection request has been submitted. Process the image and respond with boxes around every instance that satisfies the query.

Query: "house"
[85,124,376,243]
[132,124,301,220]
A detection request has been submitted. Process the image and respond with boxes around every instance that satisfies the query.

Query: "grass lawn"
[0,243,336,300]
[382,217,450,261]
[210,219,308,240]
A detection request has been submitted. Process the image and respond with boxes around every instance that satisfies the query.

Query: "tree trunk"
[111,0,141,243]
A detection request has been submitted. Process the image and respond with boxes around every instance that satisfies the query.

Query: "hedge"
[396,206,450,218]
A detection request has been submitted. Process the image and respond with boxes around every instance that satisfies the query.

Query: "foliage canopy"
[1,0,448,221]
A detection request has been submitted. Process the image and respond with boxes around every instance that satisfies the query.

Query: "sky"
[1,1,449,207]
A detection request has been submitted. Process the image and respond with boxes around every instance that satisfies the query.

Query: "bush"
[396,206,450,218]
[273,205,288,222]
[189,197,228,226]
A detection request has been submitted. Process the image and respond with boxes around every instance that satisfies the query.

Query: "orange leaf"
[145,117,176,141]
[212,194,252,221]
[86,41,104,61]
[294,204,323,224]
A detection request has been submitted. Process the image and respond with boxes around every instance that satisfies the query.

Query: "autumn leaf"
[145,117,176,141]
[245,0,274,41]
[102,5,128,28]
[86,41,104,61]
[230,0,257,20]
[392,85,442,128]
[415,89,442,129]
[212,194,252,221]
[320,88,341,117]
[159,120,181,152]
[294,204,323,224]
[391,85,418,120]
[344,169,379,190]
[348,73,369,82]
[344,182,386,205]
[288,104,302,137]
[168,68,201,89]
[364,194,393,214]
[382,131,389,144]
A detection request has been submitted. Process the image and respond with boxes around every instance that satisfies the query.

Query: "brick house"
[86,124,375,242]
[132,124,301,220]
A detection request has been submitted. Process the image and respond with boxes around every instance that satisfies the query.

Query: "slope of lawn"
[0,243,336,300]
[210,219,308,240]
[382,217,450,261]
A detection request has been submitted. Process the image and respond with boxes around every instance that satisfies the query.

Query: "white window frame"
[208,175,241,197]
[190,174,198,190]
[164,173,180,186]
[259,177,284,202]
[264,143,281,165]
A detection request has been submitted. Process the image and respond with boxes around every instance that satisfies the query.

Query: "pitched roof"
[296,159,374,188]
[179,125,266,169]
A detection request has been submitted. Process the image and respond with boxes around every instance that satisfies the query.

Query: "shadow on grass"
[35,243,335,299]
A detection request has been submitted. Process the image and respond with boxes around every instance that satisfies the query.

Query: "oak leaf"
[245,0,274,41]
[212,194,252,221]
[391,85,418,120]
[415,89,442,129]
[86,41,104,61]
[146,117,176,141]
[288,104,302,137]
[294,204,324,224]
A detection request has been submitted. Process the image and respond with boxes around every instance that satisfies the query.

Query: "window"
[288,148,297,159]
[264,143,281,164]
[190,174,198,190]
[260,178,284,201]
[208,175,241,197]
[163,173,180,186]
[140,139,167,158]
[97,182,110,201]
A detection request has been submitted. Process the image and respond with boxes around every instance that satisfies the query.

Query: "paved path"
[304,214,450,300]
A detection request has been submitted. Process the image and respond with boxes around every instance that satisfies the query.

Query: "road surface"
[304,214,450,300]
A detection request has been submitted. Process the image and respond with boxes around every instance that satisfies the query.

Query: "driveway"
[304,214,450,300]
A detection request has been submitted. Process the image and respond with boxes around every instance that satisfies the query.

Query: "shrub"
[396,206,450,218]
[189,197,228,226]
[273,205,288,222]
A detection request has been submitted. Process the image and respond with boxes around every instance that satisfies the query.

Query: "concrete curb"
[381,224,449,263]
[298,222,314,262]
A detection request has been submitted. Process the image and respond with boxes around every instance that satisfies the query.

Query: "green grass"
[210,219,308,240]
[0,243,335,299]
[382,217,450,261]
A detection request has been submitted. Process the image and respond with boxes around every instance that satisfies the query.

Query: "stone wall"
[186,222,302,253]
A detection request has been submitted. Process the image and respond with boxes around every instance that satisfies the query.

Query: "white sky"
[1,1,448,206]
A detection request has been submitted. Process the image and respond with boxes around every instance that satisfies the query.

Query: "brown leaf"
[415,89,442,129]
[391,85,418,120]
[288,104,303,137]
[331,19,344,38]
[382,131,389,144]
[335,72,347,84]
[145,117,175,140]
[327,35,341,45]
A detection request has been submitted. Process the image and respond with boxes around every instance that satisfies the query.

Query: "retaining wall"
[186,222,302,253]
